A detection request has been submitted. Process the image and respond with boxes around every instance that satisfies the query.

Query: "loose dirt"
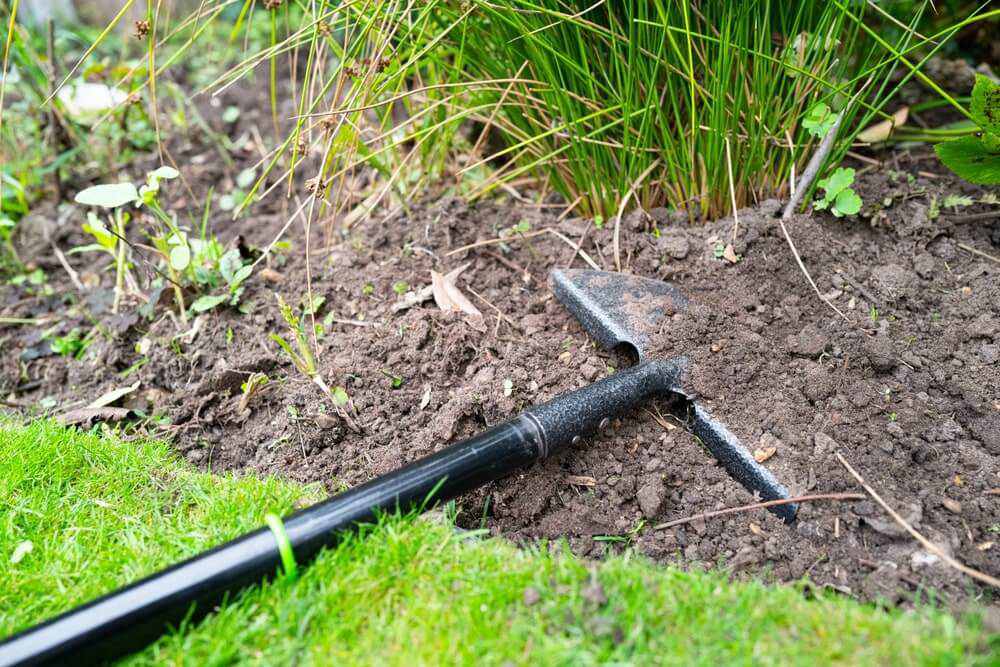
[2,149,998,607]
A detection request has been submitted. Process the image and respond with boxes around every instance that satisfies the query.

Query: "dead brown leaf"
[59,407,130,426]
[391,264,469,313]
[259,268,284,283]
[431,269,483,318]
[857,107,909,143]
[87,381,140,409]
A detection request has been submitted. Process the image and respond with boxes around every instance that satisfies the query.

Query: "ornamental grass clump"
[425,1,932,219]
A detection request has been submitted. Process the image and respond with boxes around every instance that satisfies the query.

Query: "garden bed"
[2,148,997,607]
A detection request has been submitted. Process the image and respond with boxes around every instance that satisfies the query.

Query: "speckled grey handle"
[525,359,683,458]
[524,358,797,523]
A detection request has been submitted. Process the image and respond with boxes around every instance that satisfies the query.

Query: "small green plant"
[46,328,89,359]
[928,195,941,221]
[392,281,409,296]
[187,249,253,314]
[271,296,358,430]
[74,167,183,312]
[77,168,253,320]
[75,180,146,314]
[238,372,270,415]
[941,193,974,213]
[814,167,862,217]
[381,370,404,389]
[935,75,1000,185]
[7,268,48,292]
[802,102,839,138]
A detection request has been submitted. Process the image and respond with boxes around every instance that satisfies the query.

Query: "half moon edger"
[0,269,795,667]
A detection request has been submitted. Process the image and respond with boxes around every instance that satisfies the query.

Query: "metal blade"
[549,269,686,362]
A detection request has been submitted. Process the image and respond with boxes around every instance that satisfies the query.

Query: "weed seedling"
[188,248,253,314]
[928,195,941,221]
[271,296,359,430]
[381,370,403,389]
[802,102,839,138]
[74,179,148,313]
[238,372,270,415]
[8,268,49,294]
[814,167,862,218]
[941,193,974,213]
[46,328,89,359]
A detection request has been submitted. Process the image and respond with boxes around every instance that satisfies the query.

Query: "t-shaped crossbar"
[548,269,797,523]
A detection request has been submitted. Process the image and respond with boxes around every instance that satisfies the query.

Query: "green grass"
[0,419,994,665]
[138,0,996,224]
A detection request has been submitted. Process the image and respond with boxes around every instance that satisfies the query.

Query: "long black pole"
[1,359,703,667]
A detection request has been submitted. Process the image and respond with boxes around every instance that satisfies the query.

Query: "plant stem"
[113,211,127,314]
[147,202,188,322]
[168,266,187,323]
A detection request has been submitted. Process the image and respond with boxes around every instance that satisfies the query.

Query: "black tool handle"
[0,360,682,667]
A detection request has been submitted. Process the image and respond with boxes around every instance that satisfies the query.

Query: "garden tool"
[0,269,795,667]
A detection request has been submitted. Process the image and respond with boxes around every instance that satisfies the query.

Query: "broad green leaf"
[150,166,180,180]
[139,184,157,205]
[82,213,116,250]
[817,167,854,197]
[169,245,191,272]
[218,192,239,212]
[832,189,862,217]
[219,249,243,284]
[935,136,1000,185]
[222,106,241,123]
[190,294,228,312]
[802,103,836,138]
[75,183,138,209]
[230,264,252,289]
[332,386,350,405]
[970,74,1000,136]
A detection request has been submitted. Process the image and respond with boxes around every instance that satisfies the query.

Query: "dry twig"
[957,242,1000,265]
[725,136,740,243]
[446,229,549,256]
[613,159,660,272]
[548,228,601,270]
[779,114,850,321]
[653,493,865,531]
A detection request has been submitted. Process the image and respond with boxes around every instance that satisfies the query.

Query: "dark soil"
[2,130,999,608]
